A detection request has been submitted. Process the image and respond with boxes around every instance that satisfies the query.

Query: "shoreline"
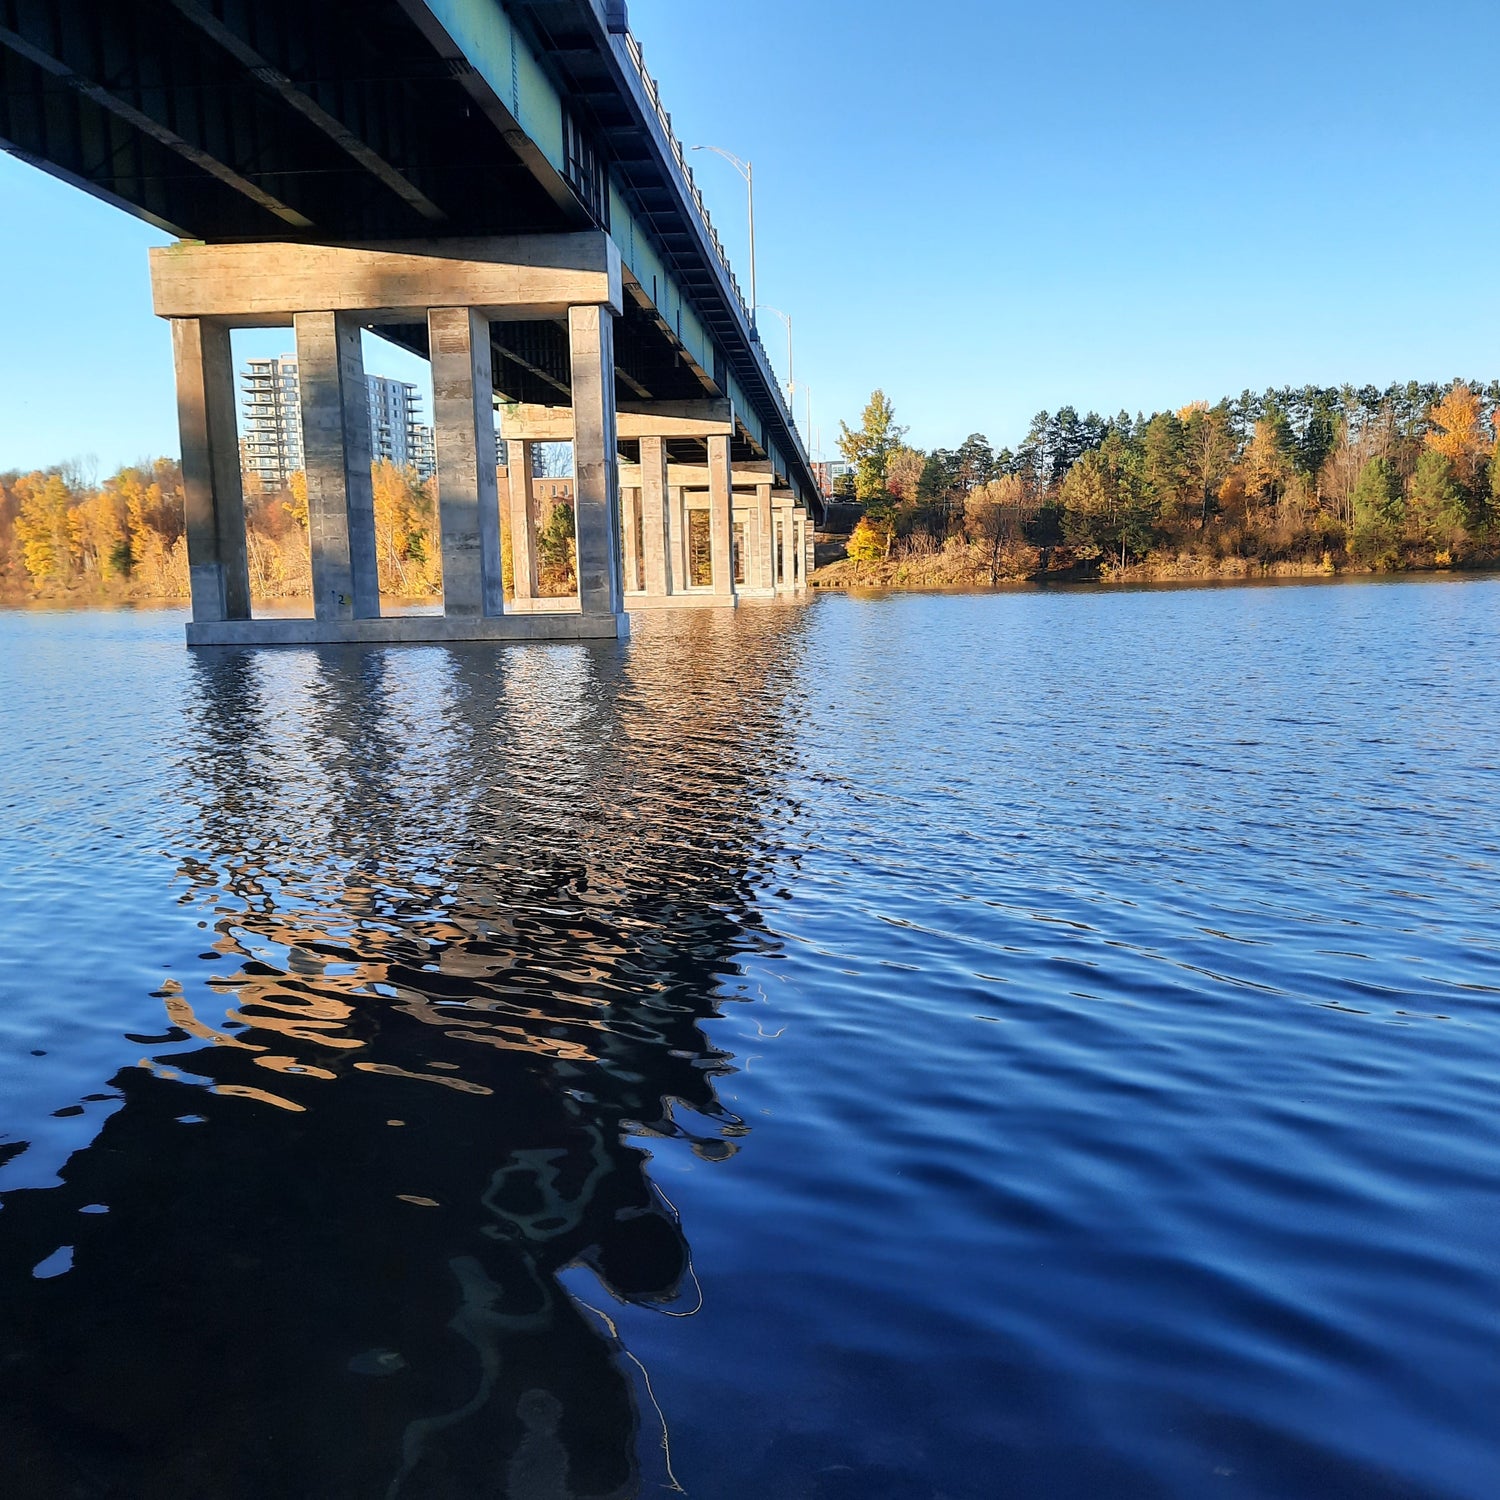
[810,551,1500,595]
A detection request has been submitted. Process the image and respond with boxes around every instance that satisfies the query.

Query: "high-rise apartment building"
[238,358,437,490]
[240,356,305,491]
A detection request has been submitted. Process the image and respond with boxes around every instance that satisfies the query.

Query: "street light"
[756,304,793,407]
[691,144,756,326]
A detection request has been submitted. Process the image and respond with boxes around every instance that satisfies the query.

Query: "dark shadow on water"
[0,613,811,1499]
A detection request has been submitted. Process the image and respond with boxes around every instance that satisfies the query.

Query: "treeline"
[0,460,583,603]
[835,380,1500,579]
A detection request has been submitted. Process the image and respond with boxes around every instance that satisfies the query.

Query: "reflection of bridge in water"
[0,609,812,1498]
[0,1,822,646]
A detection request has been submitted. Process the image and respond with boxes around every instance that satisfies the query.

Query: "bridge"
[0,0,821,644]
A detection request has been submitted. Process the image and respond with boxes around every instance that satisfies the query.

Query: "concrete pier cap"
[152,235,631,647]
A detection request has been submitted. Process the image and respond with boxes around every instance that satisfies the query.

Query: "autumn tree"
[838,391,908,502]
[1241,410,1294,516]
[1425,382,1489,495]
[371,461,439,596]
[13,473,77,583]
[884,445,926,504]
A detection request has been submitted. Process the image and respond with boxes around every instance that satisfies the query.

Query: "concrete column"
[755,482,775,592]
[171,318,250,623]
[568,305,622,619]
[640,436,671,595]
[621,485,641,593]
[668,485,686,592]
[429,307,504,617]
[508,439,539,603]
[779,509,795,593]
[707,433,735,599]
[803,512,816,591]
[295,311,379,621]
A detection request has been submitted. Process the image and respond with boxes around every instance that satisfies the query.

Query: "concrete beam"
[499,399,735,442]
[151,234,624,323]
[163,0,447,224]
[617,458,774,489]
[0,24,314,230]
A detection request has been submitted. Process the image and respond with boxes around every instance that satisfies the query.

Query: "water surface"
[2,580,1499,1499]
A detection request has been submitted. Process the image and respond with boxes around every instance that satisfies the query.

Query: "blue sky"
[2,0,1496,473]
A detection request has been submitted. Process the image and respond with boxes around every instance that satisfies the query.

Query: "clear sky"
[2,0,1496,473]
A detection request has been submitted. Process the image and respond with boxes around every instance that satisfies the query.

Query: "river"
[2,578,1498,1500]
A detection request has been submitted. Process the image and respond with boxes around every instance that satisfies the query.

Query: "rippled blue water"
[2,579,1499,1499]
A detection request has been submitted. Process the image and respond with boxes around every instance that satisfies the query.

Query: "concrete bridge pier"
[153,233,630,647]
[170,318,252,626]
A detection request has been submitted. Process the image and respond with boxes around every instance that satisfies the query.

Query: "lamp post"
[691,144,756,327]
[756,304,793,408]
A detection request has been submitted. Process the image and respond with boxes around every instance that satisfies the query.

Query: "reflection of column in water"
[0,609,813,1498]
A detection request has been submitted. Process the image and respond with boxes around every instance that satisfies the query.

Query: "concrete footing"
[625,592,739,611]
[185,612,629,647]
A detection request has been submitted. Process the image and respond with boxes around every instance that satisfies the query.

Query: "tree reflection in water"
[0,611,810,1499]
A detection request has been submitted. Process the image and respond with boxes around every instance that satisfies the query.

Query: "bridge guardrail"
[620,29,807,453]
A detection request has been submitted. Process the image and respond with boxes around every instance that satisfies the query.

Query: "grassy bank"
[810,537,1500,592]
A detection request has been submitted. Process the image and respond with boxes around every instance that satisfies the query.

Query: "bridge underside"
[0,0,777,432]
[2,0,817,643]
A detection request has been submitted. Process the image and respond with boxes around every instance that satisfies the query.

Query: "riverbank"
[810,540,1500,592]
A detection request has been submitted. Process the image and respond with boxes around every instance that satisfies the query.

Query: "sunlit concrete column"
[295,311,379,621]
[778,507,795,594]
[668,484,687,591]
[171,318,251,623]
[621,485,641,593]
[429,307,504,617]
[640,437,671,595]
[707,433,735,600]
[802,511,816,591]
[756,483,775,592]
[507,439,540,604]
[568,305,623,620]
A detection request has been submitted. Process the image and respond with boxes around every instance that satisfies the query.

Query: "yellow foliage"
[846,517,889,564]
[1425,383,1488,488]
[284,471,309,529]
[371,460,440,596]
[13,473,76,582]
[1218,472,1248,510]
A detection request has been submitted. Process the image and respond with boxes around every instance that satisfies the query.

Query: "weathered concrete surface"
[639,436,671,597]
[755,482,775,594]
[506,440,541,605]
[568,305,623,619]
[621,486,641,594]
[151,234,623,322]
[429,306,504,617]
[296,310,380,621]
[172,317,250,623]
[500,399,734,442]
[617,458,773,489]
[707,433,735,601]
[185,612,628,646]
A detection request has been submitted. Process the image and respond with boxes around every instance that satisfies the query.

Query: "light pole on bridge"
[756,304,793,410]
[691,144,756,330]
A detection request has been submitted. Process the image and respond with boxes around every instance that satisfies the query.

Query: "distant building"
[240,356,304,492]
[238,358,437,490]
[366,374,435,479]
[813,460,852,500]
